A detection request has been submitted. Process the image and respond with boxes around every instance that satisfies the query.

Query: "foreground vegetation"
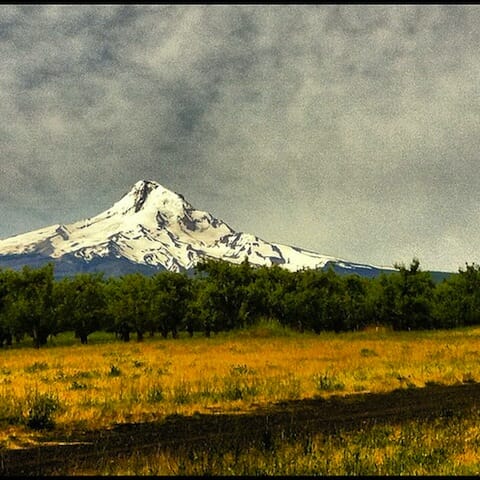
[2,323,480,451]
[66,406,480,475]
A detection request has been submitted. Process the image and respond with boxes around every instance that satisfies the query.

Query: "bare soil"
[2,382,480,475]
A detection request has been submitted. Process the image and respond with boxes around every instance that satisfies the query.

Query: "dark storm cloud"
[1,4,480,271]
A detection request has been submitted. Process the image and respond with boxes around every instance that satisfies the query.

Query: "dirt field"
[2,381,480,475]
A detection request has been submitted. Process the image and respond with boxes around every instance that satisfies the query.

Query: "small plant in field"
[24,361,49,374]
[146,385,164,403]
[132,359,145,368]
[313,372,345,392]
[0,395,22,425]
[360,348,379,357]
[25,392,60,430]
[281,374,301,400]
[395,373,416,389]
[157,361,172,375]
[229,364,255,375]
[263,374,301,400]
[108,364,122,377]
[172,381,192,405]
[72,370,99,379]
[462,372,476,384]
[222,367,259,401]
[69,380,88,390]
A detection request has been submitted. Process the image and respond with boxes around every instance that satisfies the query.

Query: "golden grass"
[2,324,480,448]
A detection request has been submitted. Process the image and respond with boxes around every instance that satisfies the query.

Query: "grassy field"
[2,320,480,475]
[2,320,480,454]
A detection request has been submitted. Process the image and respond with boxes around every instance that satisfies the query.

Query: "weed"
[216,365,258,401]
[73,370,99,379]
[70,381,88,390]
[172,381,192,405]
[157,361,172,376]
[462,372,476,384]
[146,385,164,403]
[24,361,49,374]
[360,348,379,357]
[0,394,22,424]
[313,372,345,392]
[108,365,122,377]
[230,364,253,375]
[25,392,60,430]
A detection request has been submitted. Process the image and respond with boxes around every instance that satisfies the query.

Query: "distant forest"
[0,258,479,348]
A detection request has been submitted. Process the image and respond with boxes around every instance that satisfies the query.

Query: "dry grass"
[1,322,480,448]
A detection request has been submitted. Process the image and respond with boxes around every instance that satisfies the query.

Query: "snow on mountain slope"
[0,180,391,275]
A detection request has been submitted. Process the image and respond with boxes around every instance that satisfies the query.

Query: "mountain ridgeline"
[0,180,403,279]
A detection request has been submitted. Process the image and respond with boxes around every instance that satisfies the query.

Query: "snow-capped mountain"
[0,180,394,278]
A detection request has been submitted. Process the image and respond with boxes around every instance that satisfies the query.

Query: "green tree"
[364,274,397,327]
[150,271,191,338]
[433,263,480,328]
[106,273,153,341]
[342,274,369,331]
[10,264,57,348]
[0,269,16,346]
[55,273,107,344]
[391,258,435,330]
[194,258,254,333]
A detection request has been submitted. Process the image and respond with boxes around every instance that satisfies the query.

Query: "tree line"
[0,257,479,348]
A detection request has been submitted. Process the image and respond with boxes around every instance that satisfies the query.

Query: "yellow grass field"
[2,321,480,449]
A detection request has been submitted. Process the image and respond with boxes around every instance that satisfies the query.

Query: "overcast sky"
[1,5,480,272]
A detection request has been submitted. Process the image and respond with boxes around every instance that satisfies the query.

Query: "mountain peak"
[130,180,160,212]
[112,179,188,217]
[0,178,396,277]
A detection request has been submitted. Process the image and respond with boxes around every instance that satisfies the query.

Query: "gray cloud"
[1,4,479,271]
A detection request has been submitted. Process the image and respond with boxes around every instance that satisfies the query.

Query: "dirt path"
[2,382,480,475]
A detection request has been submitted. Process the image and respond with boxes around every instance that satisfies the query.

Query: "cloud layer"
[1,5,479,271]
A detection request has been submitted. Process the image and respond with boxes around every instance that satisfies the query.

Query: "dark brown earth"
[2,382,480,476]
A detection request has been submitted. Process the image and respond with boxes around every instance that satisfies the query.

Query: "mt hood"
[0,180,393,277]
